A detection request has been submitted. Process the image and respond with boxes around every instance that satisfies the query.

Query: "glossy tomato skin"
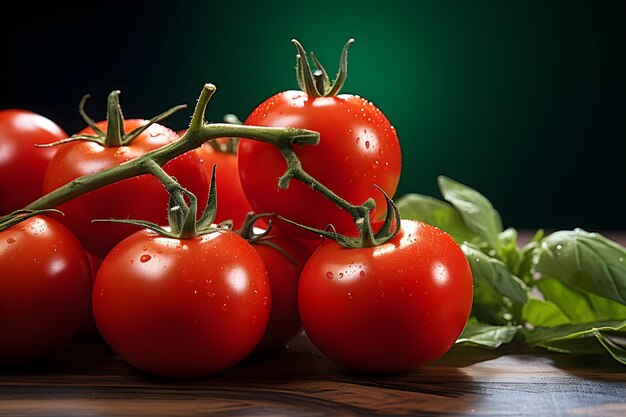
[92,229,271,377]
[298,219,473,373]
[195,142,253,229]
[42,121,209,259]
[0,216,92,362]
[0,109,68,215]
[253,235,312,352]
[238,91,402,239]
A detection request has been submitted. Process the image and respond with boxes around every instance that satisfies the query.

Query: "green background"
[1,0,623,231]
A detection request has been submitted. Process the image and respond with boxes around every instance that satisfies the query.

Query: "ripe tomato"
[238,41,402,240]
[0,109,68,215]
[92,228,272,377]
[298,219,473,373]
[43,120,209,259]
[0,215,92,362]
[252,234,312,352]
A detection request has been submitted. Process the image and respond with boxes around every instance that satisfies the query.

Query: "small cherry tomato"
[238,40,402,239]
[43,117,209,259]
[252,234,312,352]
[0,215,92,362]
[92,228,272,377]
[298,219,473,373]
[0,109,68,215]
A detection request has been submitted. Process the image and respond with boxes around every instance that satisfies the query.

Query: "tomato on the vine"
[298,219,473,373]
[92,228,271,377]
[0,215,92,362]
[237,40,402,239]
[0,109,68,215]
[251,232,312,352]
[42,93,209,259]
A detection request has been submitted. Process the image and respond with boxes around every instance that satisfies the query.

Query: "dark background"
[1,1,623,231]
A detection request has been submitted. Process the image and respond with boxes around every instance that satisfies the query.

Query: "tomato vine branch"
[24,84,320,212]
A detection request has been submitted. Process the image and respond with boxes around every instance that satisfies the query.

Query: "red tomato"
[252,234,312,352]
[42,120,209,259]
[0,215,92,362]
[298,219,473,373]
[92,228,272,377]
[0,109,68,215]
[237,90,402,239]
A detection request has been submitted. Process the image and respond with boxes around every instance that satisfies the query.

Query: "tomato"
[298,219,473,373]
[252,234,312,352]
[0,109,68,215]
[43,120,209,259]
[92,228,272,377]
[0,215,92,362]
[180,130,253,229]
[237,41,402,239]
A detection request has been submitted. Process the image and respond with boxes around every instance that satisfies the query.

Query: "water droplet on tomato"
[360,271,365,278]
[338,272,344,279]
[221,303,228,311]
[356,137,360,144]
[326,271,334,280]
[140,254,151,263]
[6,237,15,244]
[365,141,370,149]
[347,292,354,300]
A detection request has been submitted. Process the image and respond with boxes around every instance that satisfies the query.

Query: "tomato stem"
[293,38,354,97]
[0,209,64,232]
[104,91,125,147]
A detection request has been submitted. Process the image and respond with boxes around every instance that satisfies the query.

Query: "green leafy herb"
[396,175,626,365]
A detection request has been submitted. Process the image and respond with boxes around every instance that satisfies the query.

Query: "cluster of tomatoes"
[0,40,473,377]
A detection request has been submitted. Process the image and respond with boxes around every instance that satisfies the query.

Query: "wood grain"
[1,332,625,417]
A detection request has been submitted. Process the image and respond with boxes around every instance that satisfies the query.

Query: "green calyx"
[277,186,401,249]
[293,38,354,97]
[0,209,64,232]
[39,90,186,148]
[93,160,226,239]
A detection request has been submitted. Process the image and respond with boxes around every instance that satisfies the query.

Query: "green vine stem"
[24,84,319,212]
[93,161,222,239]
[0,209,64,232]
[24,81,398,249]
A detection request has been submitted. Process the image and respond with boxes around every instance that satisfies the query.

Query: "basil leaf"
[522,298,571,327]
[462,242,529,304]
[524,319,626,346]
[395,193,477,244]
[596,333,626,364]
[456,318,520,348]
[523,320,626,362]
[534,229,626,304]
[437,176,503,250]
[536,277,626,323]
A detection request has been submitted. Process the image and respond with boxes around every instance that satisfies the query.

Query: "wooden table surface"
[2,232,625,417]
[1,331,625,416]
